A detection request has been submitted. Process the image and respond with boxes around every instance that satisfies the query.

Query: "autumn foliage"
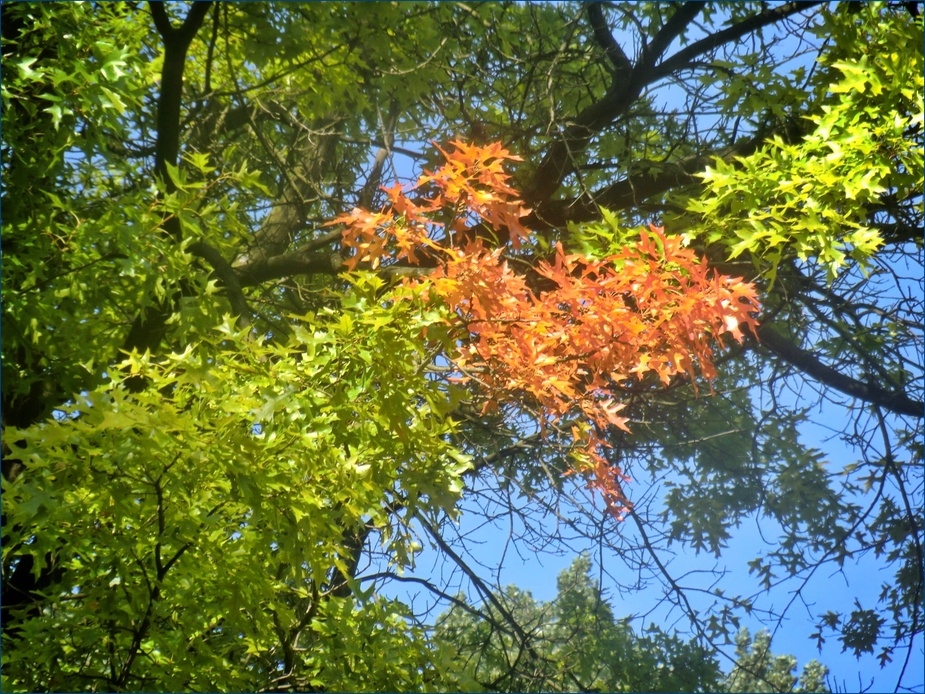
[331,141,760,518]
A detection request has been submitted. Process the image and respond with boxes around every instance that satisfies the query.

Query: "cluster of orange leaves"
[329,141,760,520]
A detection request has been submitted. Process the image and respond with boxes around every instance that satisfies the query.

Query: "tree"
[2,2,922,691]
[724,628,829,694]
[433,555,828,693]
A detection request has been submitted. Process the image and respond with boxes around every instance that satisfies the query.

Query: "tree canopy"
[2,2,922,692]
[434,554,829,693]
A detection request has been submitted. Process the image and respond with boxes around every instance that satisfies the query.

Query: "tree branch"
[233,117,342,265]
[358,101,401,209]
[523,1,811,210]
[120,3,211,375]
[757,323,924,419]
[528,116,807,230]
[586,3,633,76]
[149,2,211,186]
[235,245,344,287]
[414,510,589,690]
[232,229,440,287]
[188,240,251,327]
[651,2,825,81]
[640,2,703,70]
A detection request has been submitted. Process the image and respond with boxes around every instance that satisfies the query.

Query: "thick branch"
[358,101,400,210]
[328,522,374,598]
[640,2,703,70]
[522,83,635,206]
[188,241,251,326]
[652,2,825,81]
[757,323,924,419]
[234,243,435,287]
[523,2,819,210]
[234,117,342,265]
[528,117,806,230]
[586,3,633,75]
[149,2,211,186]
[235,244,344,287]
[121,3,210,367]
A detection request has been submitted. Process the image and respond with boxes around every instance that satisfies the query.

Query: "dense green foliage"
[2,2,921,692]
[434,556,828,693]
[725,628,829,694]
